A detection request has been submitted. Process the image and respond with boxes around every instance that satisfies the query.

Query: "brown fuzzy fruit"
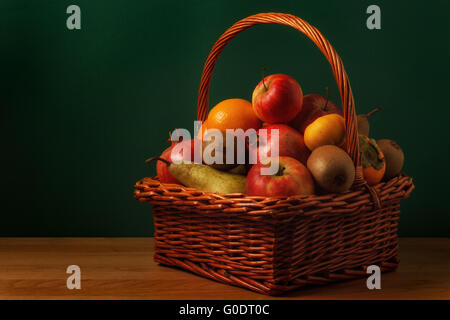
[377,139,404,179]
[357,107,381,136]
[307,145,355,193]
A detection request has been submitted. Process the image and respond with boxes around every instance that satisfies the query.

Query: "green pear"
[168,162,246,194]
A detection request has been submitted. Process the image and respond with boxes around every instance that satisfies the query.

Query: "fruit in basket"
[201,98,261,170]
[156,138,196,184]
[289,90,342,133]
[307,145,355,193]
[157,144,181,184]
[206,98,262,132]
[357,107,381,136]
[228,164,249,175]
[359,135,386,185]
[201,132,240,171]
[252,73,303,123]
[304,114,346,151]
[167,161,246,194]
[249,124,310,165]
[377,139,404,180]
[246,156,315,196]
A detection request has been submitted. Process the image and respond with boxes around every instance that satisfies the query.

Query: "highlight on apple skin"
[252,73,303,124]
[246,156,315,197]
[248,123,310,166]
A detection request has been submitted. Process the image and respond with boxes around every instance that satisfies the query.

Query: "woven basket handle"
[197,12,363,180]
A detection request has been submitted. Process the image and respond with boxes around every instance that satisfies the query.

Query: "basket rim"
[134,174,414,217]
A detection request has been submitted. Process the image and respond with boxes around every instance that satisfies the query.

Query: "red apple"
[252,74,303,123]
[157,143,180,184]
[246,156,315,196]
[157,138,198,184]
[289,93,342,133]
[249,124,310,165]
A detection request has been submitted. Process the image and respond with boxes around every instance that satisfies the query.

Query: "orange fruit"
[206,99,262,133]
[304,114,346,151]
[359,135,386,186]
[363,163,386,186]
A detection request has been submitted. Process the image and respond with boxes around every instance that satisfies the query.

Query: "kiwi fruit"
[357,107,381,136]
[377,139,404,179]
[307,145,355,193]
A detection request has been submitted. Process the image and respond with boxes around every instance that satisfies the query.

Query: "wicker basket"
[134,12,414,295]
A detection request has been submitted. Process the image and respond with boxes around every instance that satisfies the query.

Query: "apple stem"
[145,156,171,165]
[367,107,382,118]
[275,165,285,176]
[262,67,268,91]
[324,87,329,110]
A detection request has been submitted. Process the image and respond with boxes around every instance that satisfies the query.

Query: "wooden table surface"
[0,238,448,300]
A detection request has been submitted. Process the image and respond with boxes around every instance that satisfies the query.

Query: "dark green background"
[1,0,448,236]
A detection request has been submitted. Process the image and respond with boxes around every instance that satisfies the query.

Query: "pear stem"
[367,107,382,118]
[262,67,268,91]
[145,157,171,165]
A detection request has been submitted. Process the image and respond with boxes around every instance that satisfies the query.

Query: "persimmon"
[359,135,386,185]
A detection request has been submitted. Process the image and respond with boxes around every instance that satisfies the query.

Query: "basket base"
[154,253,399,296]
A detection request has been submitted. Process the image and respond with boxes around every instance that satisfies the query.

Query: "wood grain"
[0,238,448,300]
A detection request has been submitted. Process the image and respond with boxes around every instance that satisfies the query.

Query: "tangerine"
[206,99,262,133]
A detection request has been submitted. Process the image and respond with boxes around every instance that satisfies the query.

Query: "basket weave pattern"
[135,175,413,294]
[134,13,414,295]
